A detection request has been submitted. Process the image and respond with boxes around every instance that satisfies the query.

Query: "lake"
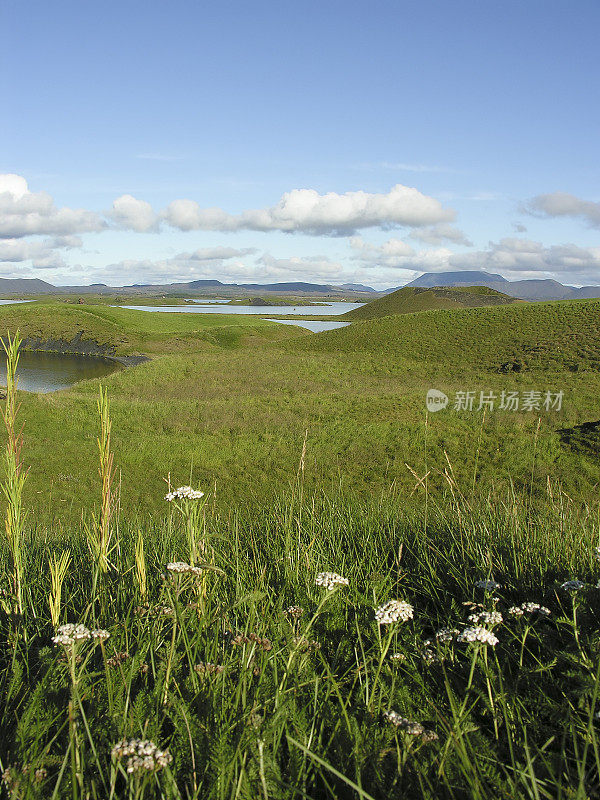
[1,351,120,393]
[119,300,363,316]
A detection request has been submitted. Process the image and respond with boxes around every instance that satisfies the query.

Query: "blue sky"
[1,0,599,288]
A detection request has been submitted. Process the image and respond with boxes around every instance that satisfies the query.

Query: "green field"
[1,298,600,798]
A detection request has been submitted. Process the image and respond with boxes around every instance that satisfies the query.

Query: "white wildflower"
[165,486,204,502]
[285,605,304,619]
[468,611,503,626]
[111,739,172,775]
[508,605,524,616]
[389,652,406,663]
[166,561,203,576]
[91,629,110,641]
[520,602,551,616]
[435,627,460,642]
[375,600,414,624]
[560,580,585,592]
[475,579,501,591]
[421,647,440,664]
[383,710,425,735]
[457,626,499,646]
[315,572,349,591]
[52,623,91,647]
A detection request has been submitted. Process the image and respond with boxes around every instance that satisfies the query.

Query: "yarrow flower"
[315,572,349,591]
[165,486,204,502]
[468,611,503,626]
[375,600,414,624]
[457,626,499,646]
[475,579,501,591]
[560,579,585,592]
[166,561,203,576]
[383,710,436,738]
[52,624,110,647]
[434,627,460,642]
[390,652,406,663]
[285,605,304,619]
[52,623,91,647]
[512,602,551,616]
[111,739,172,775]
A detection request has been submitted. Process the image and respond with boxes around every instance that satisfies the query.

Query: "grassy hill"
[300,297,600,373]
[342,285,517,321]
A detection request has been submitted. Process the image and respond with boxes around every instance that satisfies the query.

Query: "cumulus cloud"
[0,235,82,269]
[448,237,600,279]
[162,184,455,236]
[409,223,472,246]
[110,195,158,232]
[349,235,600,284]
[525,192,600,229]
[0,174,105,238]
[350,236,415,266]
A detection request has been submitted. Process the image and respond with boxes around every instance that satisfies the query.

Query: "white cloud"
[409,223,472,246]
[162,184,455,235]
[0,174,105,238]
[0,235,82,268]
[526,192,600,229]
[448,238,600,281]
[110,195,158,232]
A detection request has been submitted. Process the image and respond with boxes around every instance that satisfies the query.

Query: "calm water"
[1,351,120,393]
[264,319,351,332]
[119,301,363,317]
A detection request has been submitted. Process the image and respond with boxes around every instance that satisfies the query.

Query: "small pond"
[264,319,351,332]
[1,351,121,393]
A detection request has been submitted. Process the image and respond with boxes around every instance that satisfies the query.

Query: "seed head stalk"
[2,331,28,617]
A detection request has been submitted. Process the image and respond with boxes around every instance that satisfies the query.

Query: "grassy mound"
[299,298,600,373]
[0,300,302,357]
[342,285,516,321]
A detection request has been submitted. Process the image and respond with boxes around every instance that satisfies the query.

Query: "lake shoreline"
[0,333,150,367]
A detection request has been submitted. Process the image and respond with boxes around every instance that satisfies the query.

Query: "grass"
[0,298,597,524]
[2,299,600,796]
[341,286,517,321]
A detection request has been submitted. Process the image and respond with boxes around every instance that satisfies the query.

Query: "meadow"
[0,298,600,797]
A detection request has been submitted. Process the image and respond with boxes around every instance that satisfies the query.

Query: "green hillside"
[297,297,600,373]
[342,285,517,320]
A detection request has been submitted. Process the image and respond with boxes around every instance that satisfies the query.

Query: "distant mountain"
[406,270,508,288]
[0,277,376,297]
[403,272,600,302]
[0,278,57,293]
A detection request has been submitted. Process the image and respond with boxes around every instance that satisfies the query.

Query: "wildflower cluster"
[383,710,429,736]
[164,486,204,502]
[111,739,172,775]
[508,602,551,617]
[457,626,499,646]
[468,610,503,626]
[375,600,414,624]
[315,572,349,590]
[560,579,585,591]
[285,605,304,619]
[52,623,110,647]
